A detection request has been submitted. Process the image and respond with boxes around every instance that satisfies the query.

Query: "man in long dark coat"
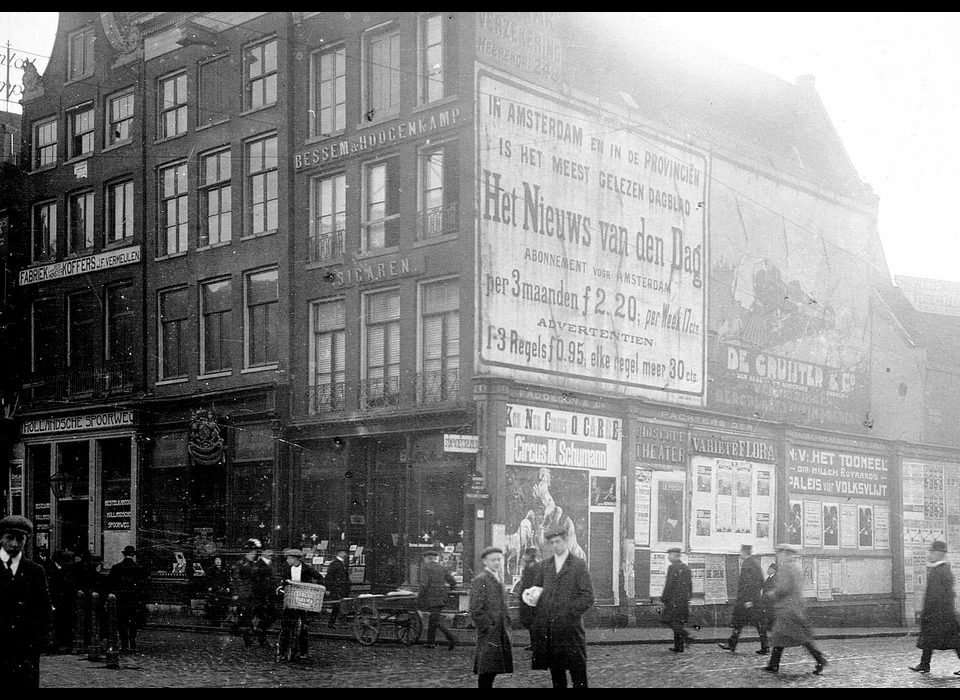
[108,545,147,652]
[758,562,778,646]
[0,516,53,689]
[763,545,828,674]
[418,548,458,649]
[719,544,767,654]
[324,544,351,629]
[234,538,275,647]
[531,526,595,688]
[660,547,693,652]
[910,539,960,674]
[515,548,539,651]
[470,546,514,688]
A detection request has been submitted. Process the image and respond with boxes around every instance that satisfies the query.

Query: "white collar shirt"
[290,563,302,582]
[0,549,21,576]
[554,549,570,574]
[484,566,502,585]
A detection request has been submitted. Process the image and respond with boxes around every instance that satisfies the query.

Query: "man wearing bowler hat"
[276,548,324,662]
[910,539,960,674]
[108,544,147,652]
[0,515,53,688]
[719,544,768,654]
[417,547,458,650]
[530,525,595,688]
[324,544,351,629]
[660,547,693,652]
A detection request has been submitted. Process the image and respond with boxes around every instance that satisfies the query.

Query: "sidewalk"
[145,612,919,647]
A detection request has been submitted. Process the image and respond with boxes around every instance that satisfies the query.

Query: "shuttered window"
[365,289,400,401]
[159,287,190,379]
[363,155,400,250]
[421,279,459,402]
[311,299,346,411]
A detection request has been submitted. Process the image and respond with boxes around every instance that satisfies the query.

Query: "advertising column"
[504,403,622,602]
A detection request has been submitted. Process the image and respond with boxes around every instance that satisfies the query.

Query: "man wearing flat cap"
[108,544,147,652]
[417,548,458,650]
[719,544,767,654]
[530,526,595,688]
[276,548,324,662]
[0,516,53,688]
[660,547,693,652]
[910,540,960,674]
[470,546,513,687]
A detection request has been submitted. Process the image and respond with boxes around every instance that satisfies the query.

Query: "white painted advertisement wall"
[477,69,708,404]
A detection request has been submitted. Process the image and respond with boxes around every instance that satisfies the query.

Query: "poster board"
[635,469,652,547]
[649,551,669,599]
[704,554,727,603]
[689,457,775,554]
[650,471,686,549]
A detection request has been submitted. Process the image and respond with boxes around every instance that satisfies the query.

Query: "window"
[244,39,277,111]
[69,105,94,158]
[159,287,190,379]
[68,191,94,254]
[68,291,98,370]
[417,141,460,238]
[310,299,345,412]
[31,298,57,372]
[364,24,400,118]
[32,201,57,262]
[244,268,279,367]
[107,180,134,243]
[200,148,232,247]
[199,55,232,126]
[363,156,400,250]
[246,135,278,235]
[68,27,95,81]
[311,46,345,136]
[159,162,188,256]
[201,278,233,374]
[309,173,345,261]
[34,119,57,169]
[364,288,400,407]
[106,285,135,365]
[106,91,134,146]
[158,72,188,139]
[419,13,458,104]
[419,279,459,403]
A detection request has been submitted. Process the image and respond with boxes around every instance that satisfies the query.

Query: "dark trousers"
[238,601,272,646]
[768,643,826,669]
[117,599,138,650]
[424,606,454,644]
[478,672,498,688]
[917,647,960,668]
[671,623,692,651]
[727,621,768,650]
[550,667,588,688]
[278,609,311,658]
[328,601,342,627]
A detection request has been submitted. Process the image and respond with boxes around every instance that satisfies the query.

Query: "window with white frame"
[67,27,95,81]
[244,268,279,368]
[107,180,134,243]
[246,135,278,235]
[32,200,57,262]
[200,278,233,374]
[244,38,278,111]
[68,191,94,254]
[159,287,190,379]
[363,155,400,250]
[159,162,188,256]
[158,72,188,139]
[418,13,458,104]
[311,45,346,137]
[364,288,400,407]
[419,278,459,403]
[309,172,345,261]
[34,118,57,169]
[364,24,400,119]
[200,148,232,247]
[310,298,345,412]
[417,140,459,239]
[68,105,94,159]
[106,90,134,146]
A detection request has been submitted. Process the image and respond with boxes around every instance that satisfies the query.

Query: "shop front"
[19,409,139,567]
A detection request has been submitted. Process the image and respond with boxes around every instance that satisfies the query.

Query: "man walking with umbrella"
[909,539,960,674]
[718,544,767,654]
[660,547,693,652]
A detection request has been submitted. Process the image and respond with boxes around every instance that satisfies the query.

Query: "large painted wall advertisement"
[477,71,708,405]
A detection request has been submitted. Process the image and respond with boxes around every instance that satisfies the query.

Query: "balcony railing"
[25,362,136,403]
[415,203,459,240]
[307,381,346,415]
[416,367,460,404]
[359,376,400,410]
[308,228,345,262]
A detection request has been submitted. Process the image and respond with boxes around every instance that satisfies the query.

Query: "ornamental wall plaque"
[188,409,224,466]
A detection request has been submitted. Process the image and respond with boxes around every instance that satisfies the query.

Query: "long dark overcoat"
[530,554,595,672]
[660,561,692,626]
[917,561,960,650]
[516,562,538,627]
[108,556,147,624]
[769,561,814,647]
[731,556,764,627]
[324,557,351,600]
[1,557,53,687]
[470,569,514,675]
[418,559,456,609]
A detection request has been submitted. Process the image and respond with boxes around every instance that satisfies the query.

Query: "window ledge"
[26,258,57,267]
[239,104,277,118]
[305,130,346,146]
[196,240,232,252]
[102,140,132,154]
[240,229,279,241]
[104,238,136,251]
[241,364,280,375]
[65,74,94,86]
[29,164,58,176]
[155,132,189,146]
[355,246,400,261]
[414,95,459,113]
[356,110,400,129]
[156,378,189,386]
[64,154,93,166]
[412,233,459,249]
[305,257,345,270]
[65,249,95,259]
[198,371,232,380]
[196,118,230,132]
[155,251,188,261]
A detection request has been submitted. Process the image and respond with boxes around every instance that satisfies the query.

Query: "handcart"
[278,580,326,661]
[345,591,422,646]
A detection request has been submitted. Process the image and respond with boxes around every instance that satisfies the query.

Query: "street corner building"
[0,11,956,630]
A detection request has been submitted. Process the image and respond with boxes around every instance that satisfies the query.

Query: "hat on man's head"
[244,538,262,551]
[0,515,33,536]
[122,545,137,557]
[480,546,503,560]
[544,526,567,541]
[283,548,304,558]
[776,544,798,555]
[931,540,948,553]
[335,543,350,553]
[666,547,682,554]
[740,544,753,554]
[422,548,442,557]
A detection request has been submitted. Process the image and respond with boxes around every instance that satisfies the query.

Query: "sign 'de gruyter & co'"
[787,445,889,499]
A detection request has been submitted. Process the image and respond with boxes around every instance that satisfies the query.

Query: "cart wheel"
[394,611,422,645]
[353,605,379,646]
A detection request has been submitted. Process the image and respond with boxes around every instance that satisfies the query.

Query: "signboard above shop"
[444,434,479,453]
[19,245,141,286]
[21,410,135,436]
[787,444,890,499]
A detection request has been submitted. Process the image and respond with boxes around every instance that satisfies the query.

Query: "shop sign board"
[505,403,621,472]
[21,410,135,436]
[444,434,480,453]
[19,245,141,286]
[477,72,707,404]
[635,422,687,467]
[787,445,889,499]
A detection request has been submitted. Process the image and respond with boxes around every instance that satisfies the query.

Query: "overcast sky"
[3,12,958,285]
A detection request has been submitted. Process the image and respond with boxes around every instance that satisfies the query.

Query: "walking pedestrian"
[909,539,960,674]
[107,545,147,652]
[763,545,828,675]
[324,544,351,629]
[205,556,232,626]
[470,546,514,688]
[0,515,53,689]
[417,548,458,650]
[54,550,79,652]
[758,562,778,651]
[530,526,595,688]
[660,547,693,652]
[233,538,274,648]
[276,548,324,662]
[719,544,768,654]
[515,548,539,651]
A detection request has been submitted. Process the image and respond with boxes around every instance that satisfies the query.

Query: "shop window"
[200,277,233,374]
[32,200,57,262]
[106,90,134,147]
[143,432,188,573]
[363,24,400,120]
[244,267,279,368]
[311,45,345,137]
[158,162,188,256]
[417,141,459,238]
[101,438,133,563]
[107,180,134,243]
[362,155,400,251]
[33,118,58,169]
[67,26,95,81]
[246,134,278,235]
[68,191,94,254]
[309,172,346,261]
[243,38,277,111]
[310,298,345,413]
[29,445,51,551]
[229,460,273,547]
[68,104,95,159]
[418,13,458,104]
[200,148,232,247]
[158,72,188,139]
[199,54,232,126]
[363,288,400,407]
[419,278,459,403]
[159,287,190,379]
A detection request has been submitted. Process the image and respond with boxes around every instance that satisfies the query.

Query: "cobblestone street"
[39,629,960,688]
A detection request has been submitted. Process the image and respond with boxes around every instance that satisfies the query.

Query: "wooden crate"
[283,581,326,612]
